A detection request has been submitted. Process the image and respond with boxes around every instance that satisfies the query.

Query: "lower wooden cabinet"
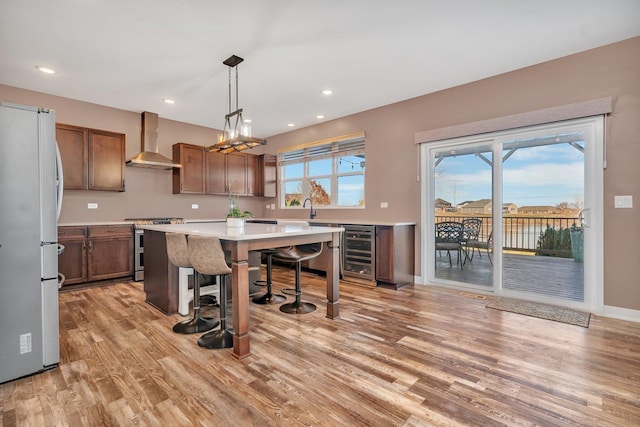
[58,225,133,286]
[57,226,88,285]
[375,224,415,289]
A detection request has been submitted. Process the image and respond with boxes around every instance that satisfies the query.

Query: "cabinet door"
[258,154,277,197]
[205,151,227,195]
[246,154,258,196]
[375,226,394,283]
[226,153,248,195]
[58,239,87,285]
[56,124,88,190]
[172,143,205,194]
[88,130,125,191]
[88,236,134,281]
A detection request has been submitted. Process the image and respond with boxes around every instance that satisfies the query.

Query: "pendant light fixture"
[206,55,266,153]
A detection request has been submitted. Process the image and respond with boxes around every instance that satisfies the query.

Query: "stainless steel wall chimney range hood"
[126,111,182,169]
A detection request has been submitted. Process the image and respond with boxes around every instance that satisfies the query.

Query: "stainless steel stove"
[126,218,185,281]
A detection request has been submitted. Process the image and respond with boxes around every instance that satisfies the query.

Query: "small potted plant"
[227,191,252,227]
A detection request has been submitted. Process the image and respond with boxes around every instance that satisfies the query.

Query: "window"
[279,132,365,208]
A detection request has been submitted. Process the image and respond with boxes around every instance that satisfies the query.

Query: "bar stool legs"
[279,261,317,314]
[252,251,286,305]
[198,275,233,349]
[173,272,219,334]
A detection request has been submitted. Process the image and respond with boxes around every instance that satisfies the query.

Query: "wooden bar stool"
[187,235,234,349]
[165,233,219,334]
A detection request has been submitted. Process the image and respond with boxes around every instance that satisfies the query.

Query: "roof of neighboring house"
[520,205,558,211]
[461,199,492,208]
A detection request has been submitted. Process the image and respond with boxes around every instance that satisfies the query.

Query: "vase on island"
[226,217,245,228]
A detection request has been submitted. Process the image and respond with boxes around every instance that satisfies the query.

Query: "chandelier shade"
[206,55,266,154]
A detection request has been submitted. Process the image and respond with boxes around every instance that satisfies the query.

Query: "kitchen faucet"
[303,198,316,219]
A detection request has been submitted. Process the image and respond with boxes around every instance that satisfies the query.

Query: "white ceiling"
[1,0,639,138]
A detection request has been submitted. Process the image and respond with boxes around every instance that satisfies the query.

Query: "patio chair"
[435,221,464,270]
[466,231,493,265]
[461,218,482,264]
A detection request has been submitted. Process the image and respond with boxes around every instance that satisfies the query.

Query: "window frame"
[278,132,366,209]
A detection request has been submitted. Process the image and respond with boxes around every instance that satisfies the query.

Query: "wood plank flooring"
[2,267,640,426]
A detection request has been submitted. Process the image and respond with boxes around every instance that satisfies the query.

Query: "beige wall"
[0,85,274,222]
[2,37,638,311]
[264,37,640,312]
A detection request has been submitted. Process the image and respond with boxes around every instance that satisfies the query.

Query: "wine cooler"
[342,225,375,281]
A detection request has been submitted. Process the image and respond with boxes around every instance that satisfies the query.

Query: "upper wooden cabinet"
[205,151,227,195]
[172,143,205,194]
[172,143,276,197]
[257,154,277,198]
[56,124,125,192]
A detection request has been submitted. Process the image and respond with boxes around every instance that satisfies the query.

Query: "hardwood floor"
[2,267,640,426]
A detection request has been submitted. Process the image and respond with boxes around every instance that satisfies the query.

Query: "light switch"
[87,203,98,209]
[614,195,633,208]
[380,202,389,208]
[191,204,199,209]
[270,204,276,209]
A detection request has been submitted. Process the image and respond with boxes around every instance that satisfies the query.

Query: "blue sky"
[435,142,584,208]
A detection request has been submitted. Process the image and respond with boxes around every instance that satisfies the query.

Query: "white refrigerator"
[0,102,63,383]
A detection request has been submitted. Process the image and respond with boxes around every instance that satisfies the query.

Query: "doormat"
[486,297,590,328]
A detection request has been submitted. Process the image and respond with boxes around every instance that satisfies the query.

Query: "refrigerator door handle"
[56,143,64,221]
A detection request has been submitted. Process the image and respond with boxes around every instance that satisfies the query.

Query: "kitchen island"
[139,222,344,359]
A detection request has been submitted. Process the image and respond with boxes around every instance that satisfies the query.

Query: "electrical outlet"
[270,204,276,209]
[380,202,389,208]
[266,204,271,209]
[87,203,98,209]
[614,195,633,208]
[191,204,199,209]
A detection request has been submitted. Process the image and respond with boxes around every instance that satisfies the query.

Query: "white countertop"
[59,218,415,227]
[139,222,344,241]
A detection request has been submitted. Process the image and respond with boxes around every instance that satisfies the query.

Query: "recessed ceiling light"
[322,89,333,95]
[163,98,175,104]
[36,66,56,74]
[243,119,252,123]
[287,123,295,127]
[316,115,325,119]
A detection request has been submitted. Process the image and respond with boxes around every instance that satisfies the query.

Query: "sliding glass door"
[432,141,494,289]
[424,117,603,310]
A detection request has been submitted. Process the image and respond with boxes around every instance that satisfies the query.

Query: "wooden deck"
[435,249,584,302]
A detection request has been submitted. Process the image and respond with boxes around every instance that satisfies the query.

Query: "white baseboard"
[600,305,640,323]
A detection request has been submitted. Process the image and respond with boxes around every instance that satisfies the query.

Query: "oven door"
[134,229,144,281]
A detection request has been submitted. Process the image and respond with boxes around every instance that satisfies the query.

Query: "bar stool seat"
[187,235,234,349]
[166,233,218,334]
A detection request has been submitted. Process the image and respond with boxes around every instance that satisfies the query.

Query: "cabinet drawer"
[88,224,133,238]
[58,226,87,239]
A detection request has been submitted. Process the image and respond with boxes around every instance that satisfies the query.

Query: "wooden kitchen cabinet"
[226,152,249,195]
[257,154,277,197]
[58,226,88,285]
[375,224,415,289]
[172,143,205,194]
[173,143,275,197]
[87,225,134,281]
[58,225,133,286]
[204,150,227,195]
[56,125,88,190]
[56,124,125,192]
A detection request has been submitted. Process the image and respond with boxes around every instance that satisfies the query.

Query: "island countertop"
[138,222,344,241]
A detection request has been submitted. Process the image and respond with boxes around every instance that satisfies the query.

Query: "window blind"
[278,132,365,165]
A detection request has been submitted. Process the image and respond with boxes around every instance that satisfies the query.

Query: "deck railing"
[435,215,580,257]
